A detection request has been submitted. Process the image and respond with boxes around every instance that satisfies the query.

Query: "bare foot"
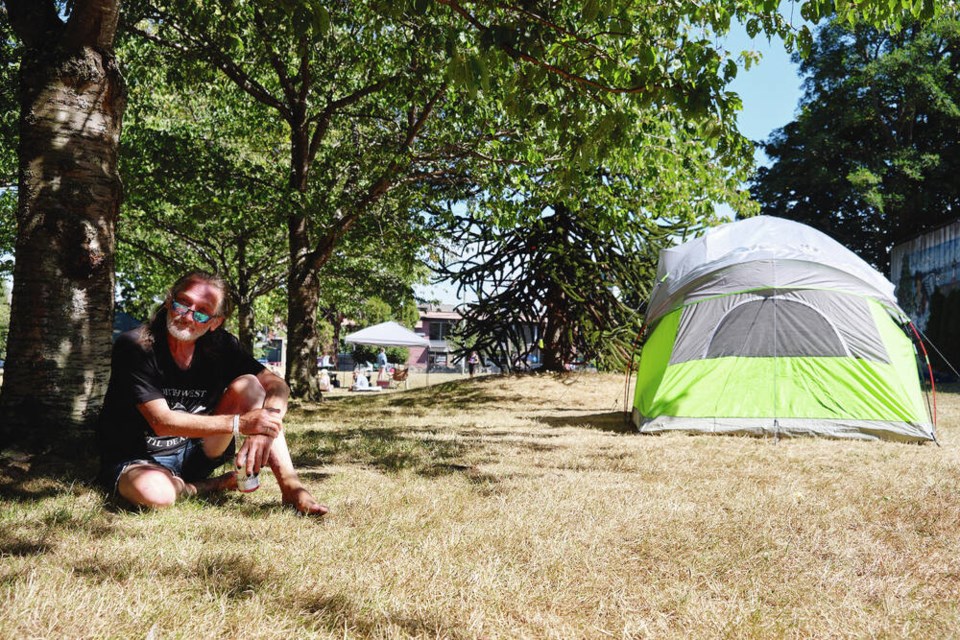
[282,487,329,516]
[189,471,238,496]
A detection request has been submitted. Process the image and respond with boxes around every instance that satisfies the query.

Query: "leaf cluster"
[750,16,960,273]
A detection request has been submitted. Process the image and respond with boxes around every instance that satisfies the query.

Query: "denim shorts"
[99,438,235,495]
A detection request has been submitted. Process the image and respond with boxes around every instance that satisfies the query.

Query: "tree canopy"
[750,16,960,274]
[116,0,871,394]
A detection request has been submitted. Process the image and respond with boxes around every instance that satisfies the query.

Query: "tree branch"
[301,85,446,278]
[4,0,63,47]
[63,0,120,49]
[306,75,400,163]
[501,2,611,60]
[252,7,300,111]
[436,0,658,95]
[126,12,290,118]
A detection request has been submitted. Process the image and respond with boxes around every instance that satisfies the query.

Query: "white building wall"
[891,220,960,330]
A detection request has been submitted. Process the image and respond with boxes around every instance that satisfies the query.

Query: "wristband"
[232,414,240,438]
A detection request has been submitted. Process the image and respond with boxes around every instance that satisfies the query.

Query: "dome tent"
[633,216,934,442]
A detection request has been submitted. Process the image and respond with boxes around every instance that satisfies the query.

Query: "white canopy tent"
[343,321,429,348]
[343,321,430,387]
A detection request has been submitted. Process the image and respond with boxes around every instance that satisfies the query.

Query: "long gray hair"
[137,270,234,347]
[164,271,234,319]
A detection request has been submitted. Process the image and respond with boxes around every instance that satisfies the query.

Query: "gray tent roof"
[647,216,902,324]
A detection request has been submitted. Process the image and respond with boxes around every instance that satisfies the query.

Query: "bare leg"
[214,374,328,516]
[205,374,266,458]
[267,431,329,516]
[117,463,237,508]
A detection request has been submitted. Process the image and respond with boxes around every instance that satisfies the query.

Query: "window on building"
[429,320,455,341]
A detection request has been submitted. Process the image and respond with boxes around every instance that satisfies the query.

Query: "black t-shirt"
[97,315,265,467]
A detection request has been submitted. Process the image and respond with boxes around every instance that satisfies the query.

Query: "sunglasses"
[171,300,217,324]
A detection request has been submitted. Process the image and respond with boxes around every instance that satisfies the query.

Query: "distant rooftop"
[418,303,461,318]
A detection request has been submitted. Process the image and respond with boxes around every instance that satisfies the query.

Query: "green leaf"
[637,45,656,68]
[315,6,330,35]
[470,55,491,92]
[722,59,738,83]
[583,0,599,22]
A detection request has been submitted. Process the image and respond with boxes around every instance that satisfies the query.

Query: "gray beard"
[167,316,204,343]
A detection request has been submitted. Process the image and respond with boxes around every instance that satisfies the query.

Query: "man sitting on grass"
[96,271,328,516]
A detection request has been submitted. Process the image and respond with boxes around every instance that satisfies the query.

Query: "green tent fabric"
[633,216,934,442]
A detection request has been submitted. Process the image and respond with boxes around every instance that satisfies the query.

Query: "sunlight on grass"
[2,373,960,638]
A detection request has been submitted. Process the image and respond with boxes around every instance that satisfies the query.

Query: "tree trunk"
[0,43,125,443]
[286,266,321,399]
[236,297,256,354]
[540,273,571,373]
[283,120,323,399]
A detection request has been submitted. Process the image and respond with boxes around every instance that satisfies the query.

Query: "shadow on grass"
[0,495,118,560]
[0,536,54,557]
[298,590,471,639]
[286,427,478,476]
[303,376,535,415]
[537,411,636,434]
[72,557,139,582]
[285,427,509,496]
[192,550,272,599]
[0,434,101,503]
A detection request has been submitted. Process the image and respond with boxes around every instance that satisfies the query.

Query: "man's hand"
[236,434,274,476]
[235,408,281,475]
[238,408,282,438]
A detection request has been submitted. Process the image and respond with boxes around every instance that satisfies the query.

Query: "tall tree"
[439,202,659,372]
[438,101,755,372]
[0,1,125,443]
[750,17,960,274]
[122,0,461,398]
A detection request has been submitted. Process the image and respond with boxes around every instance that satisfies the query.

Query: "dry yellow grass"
[2,373,960,639]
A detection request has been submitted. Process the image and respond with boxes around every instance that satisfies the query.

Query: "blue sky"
[727,27,805,161]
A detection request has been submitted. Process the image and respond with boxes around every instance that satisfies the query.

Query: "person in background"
[467,351,480,377]
[352,364,370,390]
[96,271,328,516]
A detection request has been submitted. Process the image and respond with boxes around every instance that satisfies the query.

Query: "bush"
[350,344,409,367]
